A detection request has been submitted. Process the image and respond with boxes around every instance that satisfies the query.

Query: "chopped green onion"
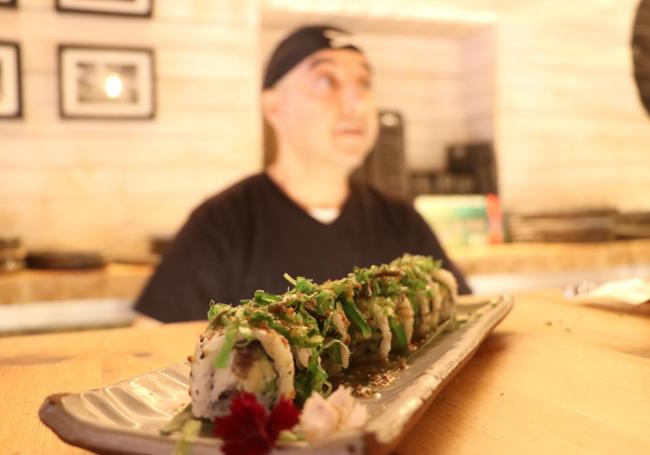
[160,404,193,436]
[308,348,330,396]
[278,430,302,443]
[295,276,314,293]
[213,328,237,369]
[341,299,372,338]
[389,316,408,351]
[323,338,347,365]
[253,290,281,304]
[207,302,231,322]
[173,418,202,455]
[283,272,297,286]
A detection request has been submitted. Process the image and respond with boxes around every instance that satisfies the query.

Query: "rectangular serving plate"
[40,294,513,455]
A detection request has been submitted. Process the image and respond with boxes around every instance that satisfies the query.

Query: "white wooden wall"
[0,0,262,257]
[1,0,649,258]
[496,2,650,212]
[264,0,650,212]
[462,27,494,143]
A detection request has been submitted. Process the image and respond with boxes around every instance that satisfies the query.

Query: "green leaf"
[341,299,372,338]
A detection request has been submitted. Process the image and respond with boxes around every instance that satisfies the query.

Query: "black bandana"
[262,25,363,89]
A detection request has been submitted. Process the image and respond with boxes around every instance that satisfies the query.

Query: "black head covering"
[262,25,363,89]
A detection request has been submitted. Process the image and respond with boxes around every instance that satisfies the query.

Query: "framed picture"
[0,0,18,9]
[58,45,156,120]
[0,41,22,119]
[56,0,152,18]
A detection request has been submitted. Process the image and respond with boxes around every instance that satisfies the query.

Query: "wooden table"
[0,263,153,305]
[1,290,649,454]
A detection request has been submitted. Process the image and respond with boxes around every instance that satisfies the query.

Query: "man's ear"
[261,88,281,129]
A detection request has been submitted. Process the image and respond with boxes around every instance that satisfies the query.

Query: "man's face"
[265,48,379,171]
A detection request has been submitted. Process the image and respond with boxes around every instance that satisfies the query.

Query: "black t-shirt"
[135,173,470,322]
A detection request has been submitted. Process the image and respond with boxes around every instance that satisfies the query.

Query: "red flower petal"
[214,392,272,455]
[267,398,301,441]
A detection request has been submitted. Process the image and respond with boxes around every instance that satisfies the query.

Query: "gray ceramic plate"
[40,295,513,455]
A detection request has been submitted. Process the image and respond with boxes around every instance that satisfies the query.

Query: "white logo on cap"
[323,29,360,49]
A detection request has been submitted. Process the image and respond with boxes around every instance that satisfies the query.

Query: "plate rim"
[39,294,514,455]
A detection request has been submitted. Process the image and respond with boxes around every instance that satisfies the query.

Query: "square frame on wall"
[58,45,156,120]
[0,41,23,119]
[0,0,18,8]
[56,0,152,18]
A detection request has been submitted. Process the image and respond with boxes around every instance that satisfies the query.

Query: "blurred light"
[104,74,123,99]
[381,112,399,127]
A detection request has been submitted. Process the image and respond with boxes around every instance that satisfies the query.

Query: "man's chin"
[332,148,370,171]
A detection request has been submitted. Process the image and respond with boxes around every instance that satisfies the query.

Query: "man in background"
[136,25,470,322]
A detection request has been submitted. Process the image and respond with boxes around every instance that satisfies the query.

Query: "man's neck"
[266,157,350,211]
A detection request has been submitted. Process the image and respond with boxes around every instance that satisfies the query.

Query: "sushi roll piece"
[187,254,459,417]
[190,326,294,418]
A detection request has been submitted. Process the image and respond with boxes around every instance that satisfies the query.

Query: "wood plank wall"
[1,0,649,258]
[497,2,650,212]
[0,0,262,257]
[462,27,494,143]
[264,0,650,212]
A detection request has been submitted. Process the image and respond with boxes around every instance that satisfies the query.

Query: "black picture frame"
[0,0,18,9]
[58,44,156,120]
[0,41,23,119]
[56,0,153,18]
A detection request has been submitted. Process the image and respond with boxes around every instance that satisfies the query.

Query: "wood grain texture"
[0,0,262,258]
[1,290,649,454]
[0,263,152,305]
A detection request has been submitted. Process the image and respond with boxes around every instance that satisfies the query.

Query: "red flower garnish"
[213,392,300,455]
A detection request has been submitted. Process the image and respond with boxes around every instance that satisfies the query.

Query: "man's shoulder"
[199,173,268,212]
[351,181,415,215]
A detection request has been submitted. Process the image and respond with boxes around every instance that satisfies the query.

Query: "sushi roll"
[188,254,458,418]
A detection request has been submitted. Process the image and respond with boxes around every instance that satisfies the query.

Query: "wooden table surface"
[0,263,153,305]
[1,289,649,454]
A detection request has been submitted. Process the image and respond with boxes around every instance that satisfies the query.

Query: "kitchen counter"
[1,289,648,454]
[1,240,649,305]
[0,263,152,305]
[450,238,650,275]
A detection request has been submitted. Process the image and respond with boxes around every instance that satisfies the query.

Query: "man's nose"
[339,84,369,116]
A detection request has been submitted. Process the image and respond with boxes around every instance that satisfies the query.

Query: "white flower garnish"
[298,386,368,441]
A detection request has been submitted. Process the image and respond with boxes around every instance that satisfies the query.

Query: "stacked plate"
[506,208,617,243]
[614,211,650,239]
